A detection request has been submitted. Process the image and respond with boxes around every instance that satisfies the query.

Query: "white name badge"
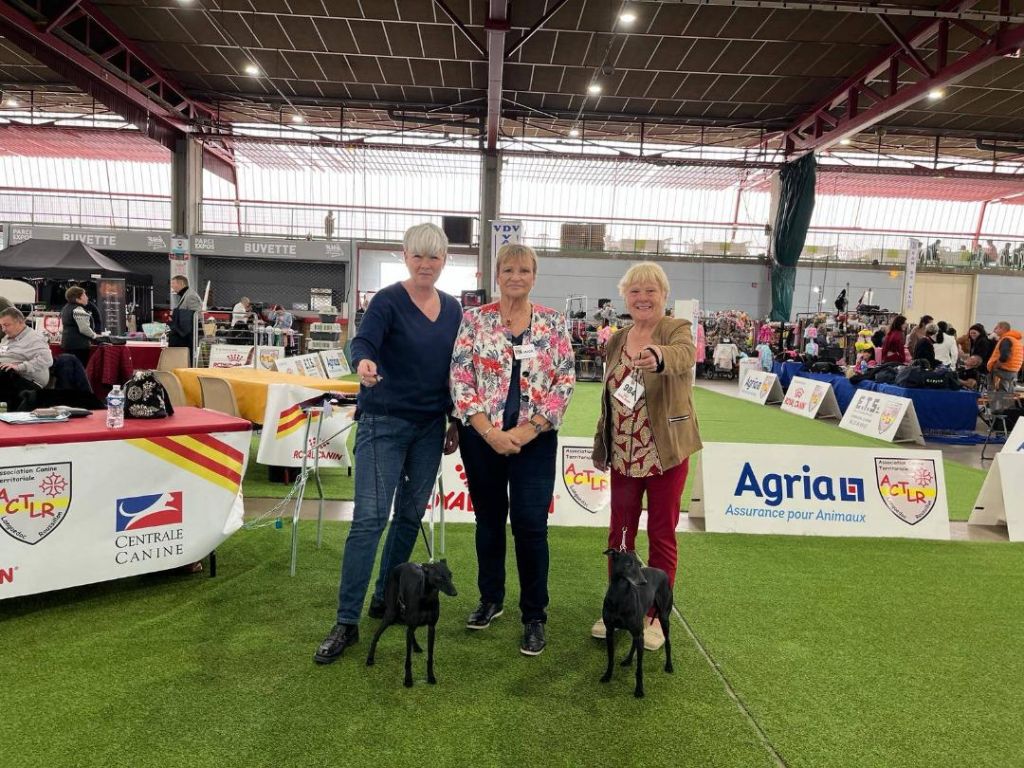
[613,374,645,409]
[513,343,537,360]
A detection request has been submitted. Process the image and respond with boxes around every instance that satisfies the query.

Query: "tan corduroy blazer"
[592,317,703,472]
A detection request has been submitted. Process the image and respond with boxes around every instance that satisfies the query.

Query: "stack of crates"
[307,321,342,353]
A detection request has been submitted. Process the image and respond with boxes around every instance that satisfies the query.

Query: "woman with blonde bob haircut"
[314,222,463,665]
[450,242,575,656]
[591,261,702,650]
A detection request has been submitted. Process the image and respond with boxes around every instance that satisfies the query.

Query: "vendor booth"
[0,238,154,327]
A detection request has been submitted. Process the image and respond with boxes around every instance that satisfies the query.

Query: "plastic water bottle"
[106,385,125,429]
[0,402,7,414]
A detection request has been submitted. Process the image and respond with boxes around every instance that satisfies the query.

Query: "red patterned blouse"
[607,353,663,477]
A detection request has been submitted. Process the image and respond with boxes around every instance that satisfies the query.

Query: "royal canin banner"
[256,384,353,468]
[690,442,950,540]
[0,429,250,600]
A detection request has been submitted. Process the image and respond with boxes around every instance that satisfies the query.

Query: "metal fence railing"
[0,190,170,231]
[513,215,1024,270]
[5,191,1023,272]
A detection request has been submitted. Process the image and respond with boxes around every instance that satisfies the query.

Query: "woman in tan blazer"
[591,262,702,650]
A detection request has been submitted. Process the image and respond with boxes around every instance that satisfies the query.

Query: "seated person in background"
[231,296,252,328]
[983,239,999,266]
[912,323,938,368]
[933,322,959,368]
[0,307,53,407]
[960,323,994,389]
[60,286,99,368]
[271,304,293,330]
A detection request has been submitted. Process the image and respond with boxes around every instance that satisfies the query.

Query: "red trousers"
[607,459,689,587]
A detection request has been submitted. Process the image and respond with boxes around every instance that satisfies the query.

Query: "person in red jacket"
[881,315,908,364]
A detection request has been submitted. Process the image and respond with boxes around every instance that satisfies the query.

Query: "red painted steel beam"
[782,0,982,152]
[0,0,233,180]
[47,0,216,122]
[485,1,509,151]
[0,2,188,139]
[44,0,83,33]
[784,19,1024,154]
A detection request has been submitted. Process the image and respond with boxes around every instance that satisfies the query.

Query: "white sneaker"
[591,617,606,639]
[644,619,665,651]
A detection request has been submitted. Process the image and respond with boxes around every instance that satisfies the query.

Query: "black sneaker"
[368,598,386,620]
[520,621,546,656]
[313,623,358,665]
[466,601,504,630]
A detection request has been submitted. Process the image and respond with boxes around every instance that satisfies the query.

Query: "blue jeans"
[335,412,445,625]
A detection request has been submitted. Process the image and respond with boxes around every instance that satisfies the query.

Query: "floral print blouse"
[451,302,576,430]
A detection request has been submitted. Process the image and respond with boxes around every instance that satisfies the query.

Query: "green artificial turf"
[5,523,1023,768]
[1,524,774,768]
[681,532,1024,768]
[243,382,986,521]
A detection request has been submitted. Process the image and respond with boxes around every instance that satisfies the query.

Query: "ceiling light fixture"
[839,138,852,146]
[569,128,580,137]
[619,10,637,24]
[291,114,304,123]
[244,63,260,76]
[587,83,602,95]
[4,97,18,107]
[928,88,945,100]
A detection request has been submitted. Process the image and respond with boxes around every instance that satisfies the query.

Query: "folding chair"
[981,391,1015,462]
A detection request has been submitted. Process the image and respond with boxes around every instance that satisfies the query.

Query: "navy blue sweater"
[350,282,462,424]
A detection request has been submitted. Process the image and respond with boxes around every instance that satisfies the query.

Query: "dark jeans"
[335,412,445,625]
[458,425,557,624]
[0,369,41,410]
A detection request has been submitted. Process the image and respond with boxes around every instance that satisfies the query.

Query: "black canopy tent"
[0,238,153,324]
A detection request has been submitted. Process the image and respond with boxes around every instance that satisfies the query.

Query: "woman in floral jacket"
[450,244,575,657]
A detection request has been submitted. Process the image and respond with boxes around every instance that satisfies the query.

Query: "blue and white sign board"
[839,389,924,445]
[969,421,1024,541]
[490,220,522,293]
[690,442,950,540]
[781,376,842,420]
[319,348,351,379]
[737,370,784,406]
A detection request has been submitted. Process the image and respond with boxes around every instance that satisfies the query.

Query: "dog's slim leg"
[366,620,391,666]
[660,611,673,674]
[404,626,415,688]
[600,628,614,683]
[621,633,637,667]
[634,639,645,699]
[426,623,437,685]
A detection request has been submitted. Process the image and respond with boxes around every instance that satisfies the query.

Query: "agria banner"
[692,442,950,540]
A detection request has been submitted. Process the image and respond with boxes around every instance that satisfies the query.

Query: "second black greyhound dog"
[366,560,457,688]
[600,549,673,698]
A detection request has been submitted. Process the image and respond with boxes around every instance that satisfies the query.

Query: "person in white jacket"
[934,322,960,368]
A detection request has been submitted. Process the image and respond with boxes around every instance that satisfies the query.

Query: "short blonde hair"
[618,261,670,298]
[403,223,448,258]
[495,243,538,274]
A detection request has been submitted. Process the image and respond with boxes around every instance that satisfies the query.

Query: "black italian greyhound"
[600,548,674,698]
[366,560,457,688]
